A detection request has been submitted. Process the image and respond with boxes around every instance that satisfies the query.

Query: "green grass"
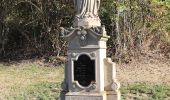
[0,63,64,100]
[12,82,62,100]
[121,83,170,100]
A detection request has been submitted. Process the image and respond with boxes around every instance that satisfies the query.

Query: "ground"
[0,55,170,100]
[117,54,170,99]
[117,54,170,86]
[0,60,64,100]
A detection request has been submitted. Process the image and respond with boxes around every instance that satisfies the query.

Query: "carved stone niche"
[74,54,95,87]
[71,53,96,92]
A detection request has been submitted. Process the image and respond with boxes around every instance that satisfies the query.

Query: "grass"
[0,63,64,100]
[121,83,170,100]
[0,62,170,100]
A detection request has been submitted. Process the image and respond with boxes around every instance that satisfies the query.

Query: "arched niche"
[74,54,95,87]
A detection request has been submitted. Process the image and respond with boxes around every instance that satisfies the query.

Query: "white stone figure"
[73,0,101,28]
[73,0,100,18]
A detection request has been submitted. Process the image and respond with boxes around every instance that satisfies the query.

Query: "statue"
[73,0,101,28]
[73,0,100,19]
[60,1,121,100]
[60,0,104,37]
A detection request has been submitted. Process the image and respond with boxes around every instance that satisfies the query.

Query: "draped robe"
[73,0,100,18]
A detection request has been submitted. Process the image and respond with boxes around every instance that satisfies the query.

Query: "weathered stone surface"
[73,0,101,28]
[65,92,106,100]
[104,58,120,91]
[66,96,104,100]
[73,17,101,28]
[60,0,121,100]
[106,91,121,100]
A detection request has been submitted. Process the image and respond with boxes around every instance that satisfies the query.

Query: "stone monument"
[60,0,121,100]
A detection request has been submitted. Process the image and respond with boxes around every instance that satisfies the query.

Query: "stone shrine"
[60,0,121,100]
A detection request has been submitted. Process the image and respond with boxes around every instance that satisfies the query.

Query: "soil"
[117,53,170,86]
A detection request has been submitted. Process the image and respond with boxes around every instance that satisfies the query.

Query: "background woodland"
[0,0,170,62]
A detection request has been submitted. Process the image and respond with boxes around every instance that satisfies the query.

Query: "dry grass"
[0,57,170,100]
[0,62,64,99]
[117,54,170,86]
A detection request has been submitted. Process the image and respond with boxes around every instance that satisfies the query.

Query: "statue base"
[106,91,121,100]
[65,92,107,100]
[73,17,101,28]
[65,91,121,100]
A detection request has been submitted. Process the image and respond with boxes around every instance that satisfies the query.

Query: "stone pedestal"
[66,92,107,100]
[60,26,121,100]
[106,91,121,100]
[60,0,121,99]
[73,17,101,28]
